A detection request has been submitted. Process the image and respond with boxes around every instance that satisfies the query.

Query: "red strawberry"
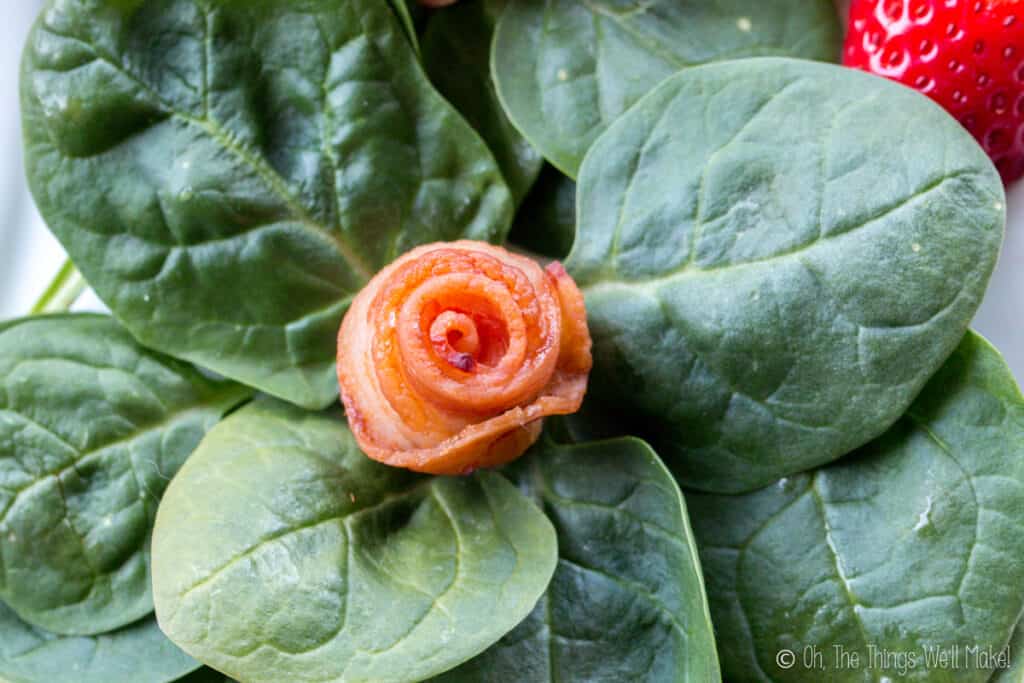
[844,0,1024,182]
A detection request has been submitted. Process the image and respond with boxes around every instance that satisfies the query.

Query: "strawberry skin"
[844,0,1024,182]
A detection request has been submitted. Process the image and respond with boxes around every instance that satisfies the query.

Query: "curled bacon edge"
[337,241,592,475]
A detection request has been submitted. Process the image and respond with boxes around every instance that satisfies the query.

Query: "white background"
[0,2,1020,379]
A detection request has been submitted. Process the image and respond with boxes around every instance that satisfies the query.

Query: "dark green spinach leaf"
[422,0,543,204]
[568,58,1005,493]
[434,436,721,682]
[152,398,557,683]
[992,622,1024,682]
[492,0,841,176]
[687,331,1024,682]
[0,314,248,636]
[22,0,513,410]
[0,601,200,683]
[388,0,423,55]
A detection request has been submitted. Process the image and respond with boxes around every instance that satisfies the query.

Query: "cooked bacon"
[337,241,592,474]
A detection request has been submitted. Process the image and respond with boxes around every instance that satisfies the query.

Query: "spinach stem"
[31,258,87,314]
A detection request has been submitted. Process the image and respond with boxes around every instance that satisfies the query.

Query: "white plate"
[0,3,1020,379]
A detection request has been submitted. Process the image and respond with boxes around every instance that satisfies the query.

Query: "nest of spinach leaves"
[2,2,1022,683]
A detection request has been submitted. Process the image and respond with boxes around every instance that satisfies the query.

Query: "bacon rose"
[337,241,592,475]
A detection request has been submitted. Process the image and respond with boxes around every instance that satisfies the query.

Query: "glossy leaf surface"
[687,332,1024,682]
[423,0,543,204]
[0,314,248,635]
[152,399,557,683]
[568,58,1005,492]
[436,436,721,682]
[0,602,200,683]
[22,0,513,409]
[493,0,841,176]
[992,622,1024,682]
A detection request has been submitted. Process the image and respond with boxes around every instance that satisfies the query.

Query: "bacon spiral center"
[337,241,592,474]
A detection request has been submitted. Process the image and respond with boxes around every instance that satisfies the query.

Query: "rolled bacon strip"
[337,241,592,475]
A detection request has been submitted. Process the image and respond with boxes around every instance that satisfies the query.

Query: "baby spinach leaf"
[0,314,249,636]
[422,0,543,204]
[508,166,577,259]
[992,622,1024,682]
[568,58,1005,493]
[0,601,200,683]
[686,331,1024,682]
[433,436,721,682]
[22,0,513,410]
[492,0,841,177]
[152,398,558,683]
[388,0,423,55]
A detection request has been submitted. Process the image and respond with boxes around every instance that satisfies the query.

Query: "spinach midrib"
[681,79,807,270]
[528,458,694,641]
[904,411,982,603]
[350,485,466,667]
[807,479,873,659]
[0,387,245,523]
[5,616,103,661]
[724,418,984,669]
[175,478,434,601]
[52,473,105,600]
[579,0,689,69]
[174,479,478,678]
[579,169,976,294]
[209,484,461,668]
[561,555,691,638]
[541,485,685,547]
[38,24,375,285]
[571,1,809,80]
